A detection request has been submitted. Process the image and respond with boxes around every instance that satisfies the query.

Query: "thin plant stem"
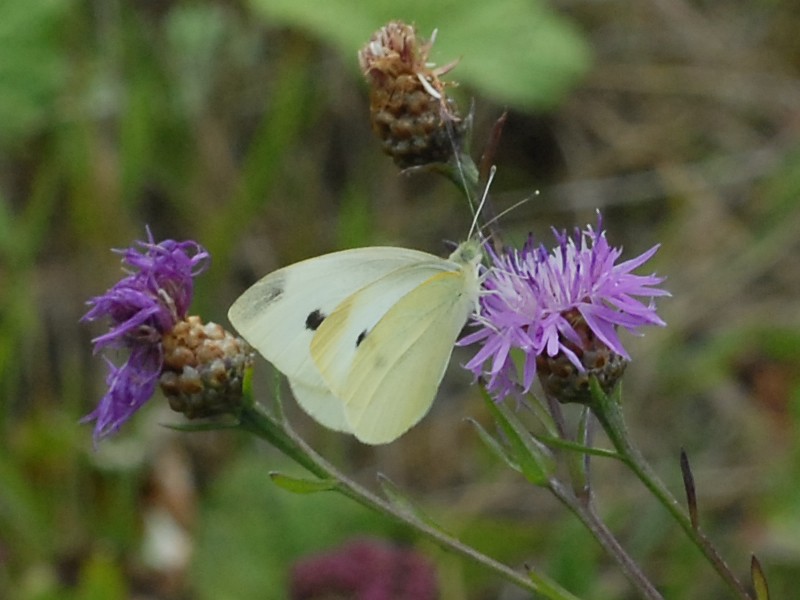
[239,400,581,600]
[548,480,665,600]
[591,388,752,600]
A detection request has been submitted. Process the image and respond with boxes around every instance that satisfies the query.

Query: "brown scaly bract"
[358,21,466,169]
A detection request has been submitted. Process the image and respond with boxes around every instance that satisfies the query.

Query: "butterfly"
[227,238,483,444]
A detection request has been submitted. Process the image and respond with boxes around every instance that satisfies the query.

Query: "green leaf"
[269,471,339,494]
[0,0,68,143]
[0,449,52,560]
[466,417,521,473]
[164,419,241,433]
[247,0,590,109]
[751,555,770,600]
[377,473,441,530]
[75,552,127,600]
[191,456,389,600]
[482,392,555,486]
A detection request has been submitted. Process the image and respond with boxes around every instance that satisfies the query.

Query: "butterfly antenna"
[482,189,540,232]
[469,164,497,240]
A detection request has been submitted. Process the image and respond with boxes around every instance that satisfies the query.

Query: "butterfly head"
[449,238,483,269]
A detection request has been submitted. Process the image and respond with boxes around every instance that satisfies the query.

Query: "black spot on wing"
[305,309,326,331]
[356,329,368,347]
[243,276,284,311]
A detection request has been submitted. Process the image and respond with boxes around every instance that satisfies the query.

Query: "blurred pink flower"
[290,538,438,600]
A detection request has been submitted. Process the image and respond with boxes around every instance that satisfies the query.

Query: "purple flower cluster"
[461,215,668,400]
[82,229,209,442]
[290,538,438,600]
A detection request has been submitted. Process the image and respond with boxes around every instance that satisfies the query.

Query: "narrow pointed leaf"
[466,417,521,473]
[680,448,699,529]
[482,391,555,486]
[525,564,583,600]
[164,420,241,433]
[536,434,621,460]
[751,555,770,600]
[588,377,625,407]
[498,402,557,485]
[377,474,442,530]
[524,391,560,438]
[269,472,338,494]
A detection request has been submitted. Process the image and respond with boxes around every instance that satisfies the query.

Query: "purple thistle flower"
[82,229,210,442]
[461,214,669,401]
[290,538,438,600]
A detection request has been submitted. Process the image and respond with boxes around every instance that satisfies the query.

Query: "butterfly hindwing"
[287,379,350,433]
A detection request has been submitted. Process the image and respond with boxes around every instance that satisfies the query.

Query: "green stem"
[240,401,580,600]
[439,151,483,214]
[238,403,327,479]
[537,435,622,461]
[592,389,752,600]
[451,150,481,196]
[548,480,664,600]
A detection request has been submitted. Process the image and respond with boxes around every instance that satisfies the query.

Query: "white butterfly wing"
[227,247,446,432]
[308,261,453,395]
[312,263,480,444]
[287,379,350,432]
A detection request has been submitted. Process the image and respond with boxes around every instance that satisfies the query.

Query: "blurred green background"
[2,0,800,598]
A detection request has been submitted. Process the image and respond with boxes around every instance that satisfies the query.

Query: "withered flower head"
[83,230,252,444]
[160,316,254,419]
[358,20,466,169]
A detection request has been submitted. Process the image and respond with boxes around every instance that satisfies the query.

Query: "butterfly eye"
[356,330,368,347]
[305,309,326,331]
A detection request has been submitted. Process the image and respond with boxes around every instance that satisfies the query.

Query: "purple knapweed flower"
[290,538,438,600]
[82,229,210,442]
[461,214,669,402]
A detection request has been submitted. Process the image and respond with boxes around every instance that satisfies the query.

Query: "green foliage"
[0,0,67,144]
[2,0,800,597]
[377,474,442,529]
[751,556,770,600]
[269,472,339,493]
[248,0,590,109]
[74,553,127,600]
[189,455,393,600]
[480,390,556,486]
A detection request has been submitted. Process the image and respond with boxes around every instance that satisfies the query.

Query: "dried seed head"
[82,230,211,443]
[160,316,254,419]
[358,21,466,169]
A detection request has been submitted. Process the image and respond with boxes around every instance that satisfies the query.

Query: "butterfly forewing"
[309,260,455,395]
[341,268,479,443]
[228,247,440,386]
[228,240,482,444]
[228,247,450,433]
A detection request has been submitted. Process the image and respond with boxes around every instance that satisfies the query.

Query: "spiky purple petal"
[461,214,668,400]
[83,229,209,443]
